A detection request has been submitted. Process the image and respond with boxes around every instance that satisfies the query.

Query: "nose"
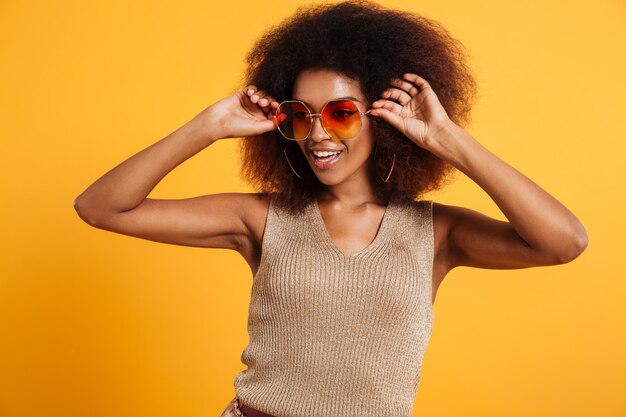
[308,115,331,142]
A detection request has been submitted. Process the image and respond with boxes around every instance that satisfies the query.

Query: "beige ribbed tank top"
[233,193,435,417]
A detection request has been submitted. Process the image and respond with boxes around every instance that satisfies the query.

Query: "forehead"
[292,69,365,106]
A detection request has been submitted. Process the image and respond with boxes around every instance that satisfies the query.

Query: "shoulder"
[431,201,466,244]
[236,192,271,225]
[394,197,434,220]
[430,201,503,270]
[237,192,272,249]
[418,201,453,266]
[431,201,485,234]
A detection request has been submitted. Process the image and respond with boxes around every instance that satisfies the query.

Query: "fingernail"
[259,98,267,105]
[247,88,253,95]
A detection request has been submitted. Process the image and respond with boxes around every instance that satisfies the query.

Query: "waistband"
[237,398,276,417]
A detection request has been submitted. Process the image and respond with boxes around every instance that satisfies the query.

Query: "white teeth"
[312,150,341,157]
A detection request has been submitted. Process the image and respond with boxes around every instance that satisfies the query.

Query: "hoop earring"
[283,142,311,179]
[373,142,396,183]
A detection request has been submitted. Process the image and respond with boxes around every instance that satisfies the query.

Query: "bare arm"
[371,73,588,271]
[73,85,280,250]
[431,125,588,269]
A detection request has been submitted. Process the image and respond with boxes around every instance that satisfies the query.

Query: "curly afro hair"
[236,0,477,214]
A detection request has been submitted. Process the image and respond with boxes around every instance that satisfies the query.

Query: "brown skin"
[73,69,588,305]
[290,69,379,205]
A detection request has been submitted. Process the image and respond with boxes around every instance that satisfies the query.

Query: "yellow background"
[1,0,624,416]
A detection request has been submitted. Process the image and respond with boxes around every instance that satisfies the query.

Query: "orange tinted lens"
[321,100,362,140]
[276,102,311,140]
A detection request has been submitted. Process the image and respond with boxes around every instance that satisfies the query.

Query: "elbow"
[551,227,589,265]
[73,196,100,227]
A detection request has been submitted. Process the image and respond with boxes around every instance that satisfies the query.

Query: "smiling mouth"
[310,149,344,168]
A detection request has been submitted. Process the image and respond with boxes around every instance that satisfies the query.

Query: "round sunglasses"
[272,99,373,141]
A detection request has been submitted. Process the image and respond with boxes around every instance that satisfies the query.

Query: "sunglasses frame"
[273,98,373,141]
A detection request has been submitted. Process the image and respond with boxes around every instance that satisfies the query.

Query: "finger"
[369,107,404,131]
[244,85,258,96]
[266,102,280,120]
[258,94,275,108]
[249,89,269,104]
[402,73,431,91]
[258,118,278,133]
[259,95,278,114]
[372,98,403,115]
[390,78,419,97]
[273,112,287,126]
[381,87,412,106]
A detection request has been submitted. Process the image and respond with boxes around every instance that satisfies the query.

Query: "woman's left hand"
[370,73,454,152]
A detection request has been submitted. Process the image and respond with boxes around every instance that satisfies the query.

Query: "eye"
[293,111,310,119]
[332,109,356,118]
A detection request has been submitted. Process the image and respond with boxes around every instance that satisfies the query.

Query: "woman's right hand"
[194,85,280,141]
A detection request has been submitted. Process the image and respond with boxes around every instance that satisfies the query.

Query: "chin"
[313,171,343,186]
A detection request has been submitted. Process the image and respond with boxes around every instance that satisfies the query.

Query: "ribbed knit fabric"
[233,193,435,417]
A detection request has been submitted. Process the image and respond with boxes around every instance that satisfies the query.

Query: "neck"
[315,161,388,208]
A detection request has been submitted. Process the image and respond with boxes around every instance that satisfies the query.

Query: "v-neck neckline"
[310,196,395,259]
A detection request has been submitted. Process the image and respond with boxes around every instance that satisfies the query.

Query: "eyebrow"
[294,96,362,106]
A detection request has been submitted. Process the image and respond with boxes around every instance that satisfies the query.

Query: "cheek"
[349,129,375,160]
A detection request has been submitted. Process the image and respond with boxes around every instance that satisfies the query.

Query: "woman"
[73,2,588,416]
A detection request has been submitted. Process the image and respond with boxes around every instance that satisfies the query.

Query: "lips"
[309,148,344,153]
[310,149,343,169]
